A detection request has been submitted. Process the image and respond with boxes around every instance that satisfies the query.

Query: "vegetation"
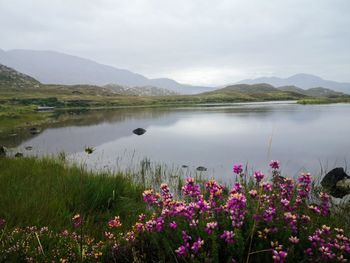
[0,157,349,262]
[297,97,350,104]
[0,156,145,237]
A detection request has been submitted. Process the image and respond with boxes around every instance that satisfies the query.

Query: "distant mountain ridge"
[238,74,350,94]
[0,49,211,94]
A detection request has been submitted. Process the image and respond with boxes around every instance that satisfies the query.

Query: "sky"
[0,0,349,86]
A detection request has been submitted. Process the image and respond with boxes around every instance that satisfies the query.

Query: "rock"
[15,152,23,158]
[29,127,41,135]
[133,128,146,136]
[0,146,7,157]
[25,146,33,151]
[321,167,350,198]
[336,179,350,192]
[182,165,189,168]
[196,166,207,172]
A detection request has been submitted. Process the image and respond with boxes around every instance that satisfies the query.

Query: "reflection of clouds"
[14,103,350,182]
[151,117,251,136]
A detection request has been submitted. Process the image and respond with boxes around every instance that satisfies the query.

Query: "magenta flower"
[205,221,218,235]
[142,189,161,205]
[272,249,288,263]
[182,177,201,199]
[72,214,83,228]
[233,164,243,174]
[220,230,235,244]
[175,245,187,257]
[269,160,280,169]
[254,171,265,182]
[108,216,122,228]
[191,237,204,253]
[169,221,177,229]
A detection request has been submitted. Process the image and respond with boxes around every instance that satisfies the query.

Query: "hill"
[104,84,178,96]
[201,83,307,100]
[0,64,40,89]
[238,73,350,94]
[278,85,345,97]
[0,49,211,94]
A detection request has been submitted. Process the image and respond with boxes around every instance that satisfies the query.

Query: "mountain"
[0,64,40,89]
[201,83,307,100]
[278,86,345,97]
[238,74,350,94]
[0,49,211,94]
[104,84,178,96]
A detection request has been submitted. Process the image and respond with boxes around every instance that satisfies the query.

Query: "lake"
[6,101,350,182]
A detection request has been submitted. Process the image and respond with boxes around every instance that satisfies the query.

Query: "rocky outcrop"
[321,167,350,198]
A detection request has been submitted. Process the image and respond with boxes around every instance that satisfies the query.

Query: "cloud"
[1,0,349,85]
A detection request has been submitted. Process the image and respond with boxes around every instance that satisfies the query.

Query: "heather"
[0,157,350,262]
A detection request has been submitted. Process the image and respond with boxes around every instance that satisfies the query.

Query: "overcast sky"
[0,0,349,86]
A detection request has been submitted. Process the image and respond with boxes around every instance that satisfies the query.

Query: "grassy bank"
[1,156,350,262]
[297,97,350,104]
[0,156,145,237]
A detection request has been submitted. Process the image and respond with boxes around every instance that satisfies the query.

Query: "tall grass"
[0,156,145,237]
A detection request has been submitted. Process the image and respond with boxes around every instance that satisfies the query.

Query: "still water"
[8,101,350,181]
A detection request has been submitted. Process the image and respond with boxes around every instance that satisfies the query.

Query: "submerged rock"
[0,146,7,157]
[29,127,41,135]
[133,128,146,136]
[15,152,23,158]
[321,167,350,198]
[196,166,207,172]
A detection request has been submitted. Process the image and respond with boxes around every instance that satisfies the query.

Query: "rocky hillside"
[0,64,40,89]
[104,84,178,96]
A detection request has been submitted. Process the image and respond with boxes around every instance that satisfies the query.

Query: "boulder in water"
[196,166,207,172]
[0,146,7,157]
[29,127,41,135]
[15,152,23,158]
[133,128,146,136]
[321,167,350,198]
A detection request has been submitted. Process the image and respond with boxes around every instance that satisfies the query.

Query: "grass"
[0,156,350,262]
[297,97,350,104]
[0,156,145,237]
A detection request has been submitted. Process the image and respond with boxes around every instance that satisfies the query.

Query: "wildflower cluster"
[0,161,349,262]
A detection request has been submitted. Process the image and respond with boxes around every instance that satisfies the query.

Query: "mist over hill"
[0,49,211,94]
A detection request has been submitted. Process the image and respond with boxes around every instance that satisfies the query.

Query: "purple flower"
[233,164,243,174]
[205,221,218,235]
[220,230,235,244]
[175,245,187,257]
[72,214,83,228]
[272,250,287,263]
[182,177,201,199]
[169,221,177,229]
[191,237,204,253]
[254,171,264,183]
[269,160,280,169]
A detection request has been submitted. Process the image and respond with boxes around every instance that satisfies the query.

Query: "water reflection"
[5,102,350,182]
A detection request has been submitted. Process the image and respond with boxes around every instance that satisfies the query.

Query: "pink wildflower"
[108,216,122,228]
[254,171,265,182]
[72,214,83,228]
[220,230,235,244]
[191,237,204,253]
[233,164,243,174]
[269,160,280,169]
